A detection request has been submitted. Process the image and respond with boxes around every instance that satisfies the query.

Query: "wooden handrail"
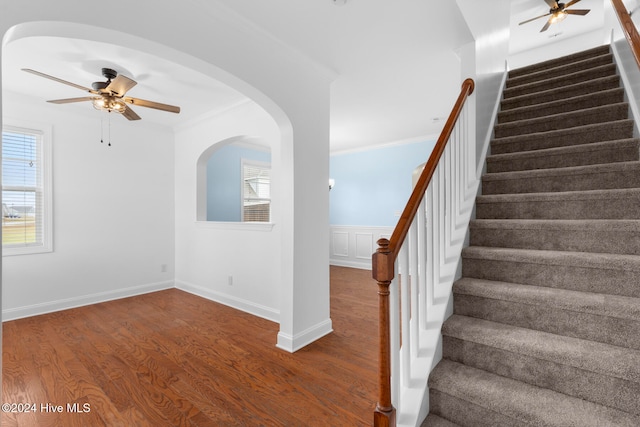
[371,78,474,426]
[611,0,640,71]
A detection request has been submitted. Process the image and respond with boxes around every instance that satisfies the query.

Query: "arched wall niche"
[196,136,271,222]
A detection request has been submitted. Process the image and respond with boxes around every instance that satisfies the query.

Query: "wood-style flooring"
[2,266,378,426]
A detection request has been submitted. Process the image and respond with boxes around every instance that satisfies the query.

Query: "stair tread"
[500,75,621,111]
[483,160,640,181]
[421,414,460,427]
[462,246,640,271]
[429,360,640,427]
[497,87,624,123]
[454,278,640,324]
[443,314,640,383]
[506,52,614,89]
[477,187,640,203]
[503,63,617,100]
[487,138,640,164]
[471,218,640,230]
[494,102,628,133]
[508,45,611,78]
[490,119,634,153]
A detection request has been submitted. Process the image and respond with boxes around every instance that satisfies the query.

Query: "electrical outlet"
[228,275,233,286]
[161,264,168,273]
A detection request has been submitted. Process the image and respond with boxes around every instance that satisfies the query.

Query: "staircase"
[423,45,640,426]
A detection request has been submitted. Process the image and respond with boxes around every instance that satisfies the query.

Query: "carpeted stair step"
[507,45,611,79]
[493,103,628,139]
[482,161,640,195]
[502,63,617,100]
[490,119,634,154]
[486,138,640,173]
[476,188,640,220]
[505,52,614,89]
[500,74,621,111]
[428,360,640,427]
[497,88,624,124]
[441,315,640,415]
[452,280,640,350]
[469,219,640,255]
[421,414,460,427]
[461,246,640,297]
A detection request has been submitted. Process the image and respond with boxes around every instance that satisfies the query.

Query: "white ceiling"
[1,0,610,153]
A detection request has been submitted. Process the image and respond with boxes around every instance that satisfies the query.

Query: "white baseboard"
[2,280,175,322]
[276,318,333,353]
[175,279,280,323]
[329,258,372,270]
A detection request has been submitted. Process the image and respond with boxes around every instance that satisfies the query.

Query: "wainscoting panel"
[332,231,349,257]
[330,225,393,270]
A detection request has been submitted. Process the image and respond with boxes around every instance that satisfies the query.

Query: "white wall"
[174,102,282,322]
[2,91,175,320]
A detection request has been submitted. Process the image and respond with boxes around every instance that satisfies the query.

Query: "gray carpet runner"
[423,44,640,426]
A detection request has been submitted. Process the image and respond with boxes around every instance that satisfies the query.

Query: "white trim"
[175,279,280,323]
[2,280,174,321]
[476,65,509,179]
[330,133,439,156]
[610,33,640,138]
[276,318,333,353]
[195,220,275,231]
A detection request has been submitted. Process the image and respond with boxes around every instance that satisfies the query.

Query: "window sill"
[195,221,275,232]
[3,246,53,257]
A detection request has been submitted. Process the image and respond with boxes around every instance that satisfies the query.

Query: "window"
[242,160,270,222]
[2,124,52,255]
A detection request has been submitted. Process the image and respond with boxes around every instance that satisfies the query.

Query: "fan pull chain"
[99,115,113,146]
[108,113,112,147]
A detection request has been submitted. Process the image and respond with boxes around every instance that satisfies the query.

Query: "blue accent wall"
[330,140,435,226]
[207,144,271,221]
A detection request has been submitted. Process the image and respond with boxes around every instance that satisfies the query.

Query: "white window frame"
[241,159,271,222]
[2,121,53,256]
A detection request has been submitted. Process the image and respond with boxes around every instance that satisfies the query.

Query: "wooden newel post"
[372,238,396,427]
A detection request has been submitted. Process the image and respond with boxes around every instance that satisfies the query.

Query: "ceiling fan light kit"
[519,0,590,32]
[92,96,126,113]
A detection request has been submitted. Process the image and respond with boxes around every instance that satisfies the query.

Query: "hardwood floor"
[2,266,378,426]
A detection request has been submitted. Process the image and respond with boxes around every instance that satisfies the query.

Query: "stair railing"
[372,78,475,427]
[611,0,640,70]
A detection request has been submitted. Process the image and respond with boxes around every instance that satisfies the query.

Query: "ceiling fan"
[519,0,590,33]
[21,67,180,121]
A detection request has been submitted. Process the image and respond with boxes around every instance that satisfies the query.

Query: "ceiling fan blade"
[544,0,560,10]
[47,96,97,104]
[22,68,94,93]
[565,9,590,16]
[564,0,582,8]
[540,17,553,32]
[124,97,180,114]
[519,12,552,25]
[122,105,141,121]
[106,75,137,97]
